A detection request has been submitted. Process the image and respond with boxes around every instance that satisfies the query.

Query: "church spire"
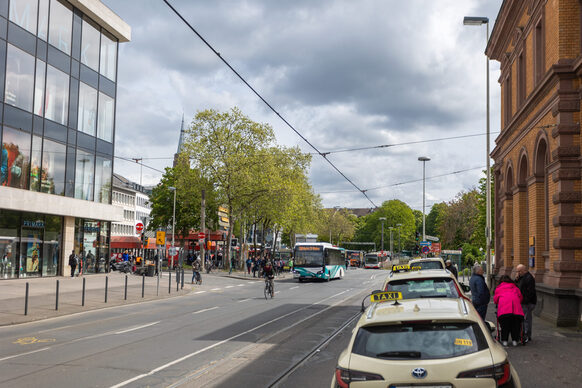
[173,114,186,167]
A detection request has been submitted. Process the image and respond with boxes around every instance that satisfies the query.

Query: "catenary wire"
[162,0,377,208]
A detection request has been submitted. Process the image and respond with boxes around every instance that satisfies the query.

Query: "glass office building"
[0,0,130,279]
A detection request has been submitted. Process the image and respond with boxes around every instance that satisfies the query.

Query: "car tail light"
[335,367,383,387]
[457,360,511,386]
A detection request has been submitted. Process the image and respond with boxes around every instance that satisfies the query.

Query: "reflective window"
[48,0,72,55]
[45,64,69,125]
[9,0,38,35]
[74,149,94,200]
[5,44,35,111]
[38,0,49,41]
[0,210,20,279]
[43,214,62,276]
[99,31,116,81]
[41,138,66,195]
[1,126,31,189]
[94,156,111,203]
[34,59,46,116]
[78,82,97,135]
[29,135,42,191]
[81,17,100,71]
[97,92,114,142]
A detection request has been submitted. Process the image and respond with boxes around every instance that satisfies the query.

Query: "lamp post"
[397,223,402,255]
[388,226,394,259]
[418,157,430,243]
[379,217,386,252]
[168,186,176,264]
[463,15,491,287]
[329,206,341,245]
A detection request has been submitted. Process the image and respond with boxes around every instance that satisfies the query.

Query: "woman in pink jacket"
[493,275,524,346]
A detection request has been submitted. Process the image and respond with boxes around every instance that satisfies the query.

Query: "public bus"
[346,250,363,267]
[363,251,385,269]
[293,242,346,282]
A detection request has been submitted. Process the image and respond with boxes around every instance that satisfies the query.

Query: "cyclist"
[191,258,202,284]
[263,259,275,297]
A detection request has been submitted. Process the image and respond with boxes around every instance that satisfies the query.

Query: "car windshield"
[411,260,443,270]
[352,322,487,360]
[384,277,460,299]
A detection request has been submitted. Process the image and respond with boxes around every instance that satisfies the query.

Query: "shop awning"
[111,236,141,249]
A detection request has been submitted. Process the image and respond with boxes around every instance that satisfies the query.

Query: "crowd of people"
[470,263,537,347]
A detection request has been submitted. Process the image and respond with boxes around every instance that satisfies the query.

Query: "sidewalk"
[0,270,190,326]
[484,302,582,386]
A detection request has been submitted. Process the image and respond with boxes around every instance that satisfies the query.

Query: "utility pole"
[132,158,143,187]
[201,189,206,272]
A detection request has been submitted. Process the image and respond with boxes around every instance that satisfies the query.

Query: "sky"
[103,0,504,212]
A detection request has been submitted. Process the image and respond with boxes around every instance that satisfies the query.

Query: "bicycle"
[264,276,274,299]
[192,270,202,285]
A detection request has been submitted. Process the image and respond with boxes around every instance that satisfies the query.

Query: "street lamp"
[329,206,341,245]
[168,186,176,254]
[463,15,492,287]
[388,226,394,258]
[418,156,430,243]
[379,217,386,252]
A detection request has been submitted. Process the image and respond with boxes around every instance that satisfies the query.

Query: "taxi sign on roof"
[371,291,402,303]
[392,264,409,272]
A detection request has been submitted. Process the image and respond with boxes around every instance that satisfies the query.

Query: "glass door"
[20,228,43,278]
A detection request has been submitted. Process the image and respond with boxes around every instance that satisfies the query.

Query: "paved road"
[0,268,384,388]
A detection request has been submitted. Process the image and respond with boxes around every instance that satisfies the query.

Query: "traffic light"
[231,238,238,247]
[415,231,420,241]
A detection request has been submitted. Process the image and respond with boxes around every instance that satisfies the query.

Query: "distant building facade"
[0,0,130,278]
[487,0,582,325]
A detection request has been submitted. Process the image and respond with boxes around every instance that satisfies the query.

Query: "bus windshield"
[294,247,324,267]
[365,256,378,264]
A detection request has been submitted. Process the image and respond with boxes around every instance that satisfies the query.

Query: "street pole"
[418,157,430,243]
[379,217,386,252]
[397,223,402,255]
[201,189,206,272]
[388,226,394,258]
[169,186,176,269]
[463,16,491,287]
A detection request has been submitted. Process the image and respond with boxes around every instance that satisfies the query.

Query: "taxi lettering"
[371,291,402,303]
[454,338,473,346]
[392,264,409,271]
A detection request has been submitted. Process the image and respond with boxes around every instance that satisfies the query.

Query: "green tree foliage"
[473,168,495,249]
[438,190,479,250]
[426,202,447,238]
[313,208,356,245]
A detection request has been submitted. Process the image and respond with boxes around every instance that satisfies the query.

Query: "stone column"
[62,216,76,276]
[512,185,528,268]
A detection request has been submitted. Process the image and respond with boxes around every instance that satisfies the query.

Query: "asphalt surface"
[0,268,383,387]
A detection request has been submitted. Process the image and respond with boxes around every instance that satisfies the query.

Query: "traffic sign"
[421,246,430,254]
[198,232,205,239]
[156,231,166,245]
[168,247,177,256]
[419,241,431,246]
[135,222,144,233]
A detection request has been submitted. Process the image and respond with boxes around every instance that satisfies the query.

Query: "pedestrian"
[78,251,84,276]
[494,275,524,346]
[515,264,536,343]
[288,258,294,272]
[246,257,252,275]
[469,264,490,320]
[68,250,77,277]
[252,258,258,277]
[229,256,236,275]
[445,260,458,279]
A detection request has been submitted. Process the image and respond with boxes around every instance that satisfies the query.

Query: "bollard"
[156,270,160,296]
[142,274,145,298]
[181,268,184,289]
[105,276,108,303]
[124,275,128,300]
[176,268,179,292]
[55,280,59,311]
[168,271,171,294]
[24,282,29,316]
[82,278,86,306]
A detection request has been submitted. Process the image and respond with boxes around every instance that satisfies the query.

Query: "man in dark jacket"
[446,260,458,279]
[470,264,490,320]
[516,264,536,342]
[68,250,77,277]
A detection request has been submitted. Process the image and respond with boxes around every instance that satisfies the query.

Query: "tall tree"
[439,190,479,250]
[426,202,447,239]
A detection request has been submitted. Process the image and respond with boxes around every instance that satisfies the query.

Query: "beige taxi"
[382,265,471,302]
[331,293,521,387]
[408,257,446,270]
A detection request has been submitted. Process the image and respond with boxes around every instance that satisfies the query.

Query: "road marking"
[13,337,56,345]
[237,284,245,287]
[109,289,352,388]
[211,288,221,291]
[115,321,160,334]
[237,298,251,303]
[194,291,206,294]
[289,286,299,290]
[192,307,218,315]
[0,347,51,362]
[225,286,234,289]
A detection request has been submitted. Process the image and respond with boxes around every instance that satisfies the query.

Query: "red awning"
[111,236,141,249]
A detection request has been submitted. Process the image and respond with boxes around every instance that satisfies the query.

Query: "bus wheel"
[298,278,303,283]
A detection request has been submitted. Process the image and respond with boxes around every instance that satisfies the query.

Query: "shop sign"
[23,220,44,228]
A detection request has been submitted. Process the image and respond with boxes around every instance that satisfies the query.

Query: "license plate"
[389,385,452,388]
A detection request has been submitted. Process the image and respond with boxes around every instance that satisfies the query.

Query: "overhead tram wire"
[114,155,165,174]
[162,0,377,208]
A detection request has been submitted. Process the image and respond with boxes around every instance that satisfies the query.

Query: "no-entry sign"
[198,232,205,239]
[135,222,144,233]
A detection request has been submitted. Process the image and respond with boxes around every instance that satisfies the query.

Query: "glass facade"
[0,0,121,279]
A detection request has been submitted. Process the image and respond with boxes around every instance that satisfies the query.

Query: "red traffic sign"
[421,246,430,254]
[198,232,205,239]
[135,222,144,233]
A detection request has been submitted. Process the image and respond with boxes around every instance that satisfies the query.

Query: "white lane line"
[237,284,245,287]
[110,289,351,388]
[192,307,218,315]
[0,347,51,362]
[225,286,234,289]
[211,288,221,291]
[289,286,299,290]
[237,298,251,303]
[194,291,206,294]
[115,321,160,335]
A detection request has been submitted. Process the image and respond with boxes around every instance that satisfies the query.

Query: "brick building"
[487,0,582,326]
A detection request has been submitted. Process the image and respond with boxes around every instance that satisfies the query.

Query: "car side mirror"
[461,284,471,293]
[486,321,496,333]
